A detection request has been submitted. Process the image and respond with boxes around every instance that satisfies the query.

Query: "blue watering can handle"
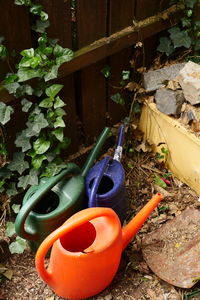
[15,163,81,241]
[113,125,125,162]
[88,156,111,208]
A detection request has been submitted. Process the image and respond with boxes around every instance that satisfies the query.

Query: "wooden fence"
[0,0,182,154]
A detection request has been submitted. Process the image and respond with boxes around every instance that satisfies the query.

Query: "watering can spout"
[81,127,111,177]
[122,193,163,250]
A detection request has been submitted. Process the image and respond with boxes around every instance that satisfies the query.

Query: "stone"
[177,61,200,105]
[155,88,185,116]
[104,294,112,300]
[143,63,186,92]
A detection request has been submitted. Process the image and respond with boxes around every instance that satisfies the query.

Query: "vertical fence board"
[135,0,170,21]
[0,1,31,76]
[107,0,135,126]
[40,0,78,154]
[76,0,107,143]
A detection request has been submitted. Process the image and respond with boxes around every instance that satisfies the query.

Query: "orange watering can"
[35,193,162,300]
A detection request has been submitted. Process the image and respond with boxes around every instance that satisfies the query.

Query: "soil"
[1,134,200,300]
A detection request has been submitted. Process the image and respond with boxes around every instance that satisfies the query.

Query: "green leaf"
[32,154,46,170]
[4,74,18,84]
[18,169,39,189]
[9,237,26,254]
[154,176,167,189]
[26,113,49,136]
[17,67,42,82]
[40,11,48,21]
[122,70,130,80]
[45,84,63,98]
[33,137,51,154]
[12,204,20,214]
[101,65,111,78]
[4,82,20,94]
[110,93,125,105]
[7,152,29,175]
[52,128,64,142]
[54,116,65,128]
[29,4,42,15]
[15,130,31,152]
[39,97,53,108]
[157,37,174,56]
[169,26,192,49]
[41,163,67,177]
[7,183,18,197]
[19,56,41,68]
[20,48,34,58]
[21,98,32,112]
[0,45,8,60]
[44,65,59,81]
[54,96,65,108]
[32,20,50,33]
[6,222,15,237]
[14,0,32,5]
[0,102,14,125]
[56,53,74,66]
[185,0,196,8]
[55,108,66,117]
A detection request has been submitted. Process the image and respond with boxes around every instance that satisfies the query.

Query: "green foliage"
[110,93,125,105]
[154,175,167,188]
[9,237,26,254]
[158,0,200,56]
[0,1,75,215]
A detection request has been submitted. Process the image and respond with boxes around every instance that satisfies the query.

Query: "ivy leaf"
[54,116,65,128]
[54,96,65,108]
[0,45,8,60]
[157,37,174,56]
[17,67,42,82]
[33,137,51,154]
[122,70,130,80]
[12,204,21,214]
[21,98,32,112]
[54,45,74,59]
[29,4,42,15]
[4,74,18,84]
[44,65,59,81]
[32,154,46,170]
[55,108,66,117]
[45,84,63,98]
[7,152,29,175]
[0,102,14,125]
[39,97,53,108]
[14,0,32,5]
[20,48,34,58]
[4,82,20,94]
[7,183,18,197]
[19,56,41,69]
[41,162,67,177]
[9,237,26,254]
[110,93,125,105]
[101,65,111,78]
[15,130,31,152]
[52,128,64,142]
[40,11,48,21]
[18,169,39,189]
[32,20,50,33]
[169,26,192,49]
[6,222,15,237]
[26,113,49,136]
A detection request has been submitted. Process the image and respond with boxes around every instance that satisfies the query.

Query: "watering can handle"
[15,163,81,241]
[35,207,119,285]
[88,156,111,208]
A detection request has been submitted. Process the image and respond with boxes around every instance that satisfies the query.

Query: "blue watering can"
[85,125,127,223]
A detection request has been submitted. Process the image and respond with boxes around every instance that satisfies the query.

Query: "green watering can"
[15,127,110,252]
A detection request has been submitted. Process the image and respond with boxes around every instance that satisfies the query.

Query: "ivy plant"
[0,2,74,210]
[157,0,200,56]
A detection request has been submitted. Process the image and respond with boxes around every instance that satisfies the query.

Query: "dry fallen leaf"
[45,297,54,300]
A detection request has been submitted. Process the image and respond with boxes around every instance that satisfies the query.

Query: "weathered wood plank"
[76,0,107,143]
[135,0,170,20]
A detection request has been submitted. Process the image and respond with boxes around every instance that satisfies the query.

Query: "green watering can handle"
[15,163,81,241]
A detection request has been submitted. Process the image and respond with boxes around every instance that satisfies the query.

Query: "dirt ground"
[1,134,200,300]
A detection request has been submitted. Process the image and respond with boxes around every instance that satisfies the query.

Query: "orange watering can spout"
[122,193,163,250]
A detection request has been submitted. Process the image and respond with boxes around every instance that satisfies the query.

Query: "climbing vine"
[157,0,200,56]
[0,1,74,211]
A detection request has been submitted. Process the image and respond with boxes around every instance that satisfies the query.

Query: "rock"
[104,294,112,300]
[177,61,200,105]
[143,63,186,92]
[155,88,185,115]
